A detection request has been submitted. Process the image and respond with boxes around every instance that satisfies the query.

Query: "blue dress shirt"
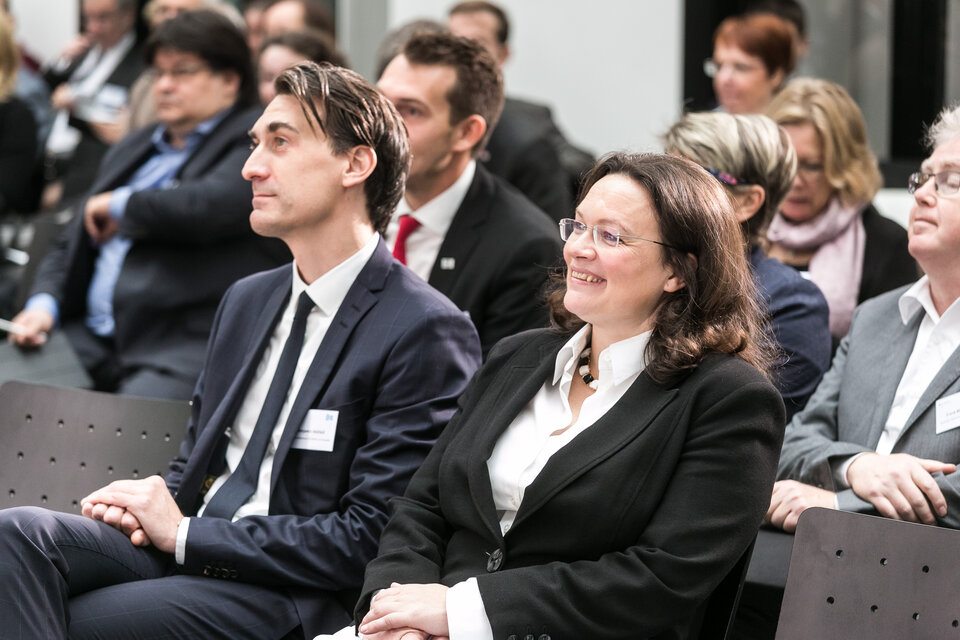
[27,110,229,336]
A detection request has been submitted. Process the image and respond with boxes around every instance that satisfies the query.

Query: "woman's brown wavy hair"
[548,152,776,385]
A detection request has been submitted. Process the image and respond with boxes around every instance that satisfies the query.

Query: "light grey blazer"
[777,283,960,527]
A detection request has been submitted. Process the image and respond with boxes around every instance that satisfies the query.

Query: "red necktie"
[392,215,421,265]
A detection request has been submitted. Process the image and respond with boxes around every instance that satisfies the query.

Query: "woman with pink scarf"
[765,78,917,344]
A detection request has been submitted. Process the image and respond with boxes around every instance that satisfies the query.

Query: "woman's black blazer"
[358,329,785,640]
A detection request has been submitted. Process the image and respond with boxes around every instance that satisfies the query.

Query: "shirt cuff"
[24,293,59,327]
[447,577,493,640]
[175,516,190,565]
[835,452,870,489]
[108,186,134,220]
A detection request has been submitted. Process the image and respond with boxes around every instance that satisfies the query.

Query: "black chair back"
[777,507,960,639]
[694,539,755,639]
[0,381,190,513]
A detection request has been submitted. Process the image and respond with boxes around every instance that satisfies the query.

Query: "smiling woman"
[317,153,786,640]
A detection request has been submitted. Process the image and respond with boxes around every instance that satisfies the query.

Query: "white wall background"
[9,0,77,63]
[383,0,684,157]
[12,0,686,158]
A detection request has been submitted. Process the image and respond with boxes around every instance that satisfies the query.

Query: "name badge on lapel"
[291,409,338,451]
[439,257,456,270]
[936,392,960,434]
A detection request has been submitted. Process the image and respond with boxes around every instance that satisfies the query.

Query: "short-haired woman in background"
[707,12,797,114]
[665,111,831,420]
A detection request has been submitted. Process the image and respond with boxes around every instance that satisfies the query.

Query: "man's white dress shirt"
[383,161,476,280]
[835,276,960,488]
[175,234,379,564]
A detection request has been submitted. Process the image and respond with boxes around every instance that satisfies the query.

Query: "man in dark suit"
[448,0,594,221]
[44,0,144,201]
[378,31,561,357]
[11,11,288,400]
[0,61,481,638]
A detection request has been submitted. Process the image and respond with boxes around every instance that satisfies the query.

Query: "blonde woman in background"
[766,78,917,342]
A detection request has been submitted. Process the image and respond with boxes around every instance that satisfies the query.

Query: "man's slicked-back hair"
[448,0,510,44]
[274,62,410,234]
[400,32,504,155]
[146,9,257,107]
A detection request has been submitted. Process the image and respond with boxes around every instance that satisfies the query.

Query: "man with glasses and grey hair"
[737,104,960,640]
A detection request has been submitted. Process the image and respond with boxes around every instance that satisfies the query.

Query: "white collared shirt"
[176,233,379,563]
[315,325,652,640]
[46,32,136,154]
[877,277,960,453]
[447,324,652,640]
[383,160,476,280]
[837,276,960,487]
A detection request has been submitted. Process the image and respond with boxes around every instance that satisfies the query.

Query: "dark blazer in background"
[29,103,288,389]
[750,246,832,421]
[167,242,482,637]
[483,97,576,222]
[0,96,40,214]
[45,40,147,200]
[859,204,918,303]
[358,329,784,639]
[778,284,960,527]
[427,164,562,358]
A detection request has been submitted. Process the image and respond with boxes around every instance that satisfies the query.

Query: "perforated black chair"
[776,507,960,639]
[692,540,755,639]
[0,380,190,513]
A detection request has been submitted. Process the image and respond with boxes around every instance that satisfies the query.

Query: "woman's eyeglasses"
[559,218,678,250]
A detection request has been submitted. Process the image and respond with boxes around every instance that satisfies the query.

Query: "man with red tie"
[378,31,561,357]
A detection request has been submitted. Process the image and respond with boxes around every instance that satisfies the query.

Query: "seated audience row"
[0,2,950,639]
[734,105,960,640]
[11,11,288,398]
[0,57,482,639]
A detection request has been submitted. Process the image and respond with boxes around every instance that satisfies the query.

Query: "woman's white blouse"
[486,324,652,535]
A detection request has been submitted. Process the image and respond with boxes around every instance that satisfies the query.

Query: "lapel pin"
[440,257,456,270]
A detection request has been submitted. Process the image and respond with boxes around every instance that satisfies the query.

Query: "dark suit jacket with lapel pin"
[778,283,960,526]
[427,164,562,358]
[165,239,482,637]
[357,328,784,639]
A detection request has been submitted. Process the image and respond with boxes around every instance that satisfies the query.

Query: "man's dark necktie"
[202,291,314,519]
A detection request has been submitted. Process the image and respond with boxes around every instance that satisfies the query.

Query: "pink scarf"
[767,196,867,338]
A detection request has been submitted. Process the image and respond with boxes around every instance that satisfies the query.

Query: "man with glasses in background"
[735,104,960,639]
[8,10,288,399]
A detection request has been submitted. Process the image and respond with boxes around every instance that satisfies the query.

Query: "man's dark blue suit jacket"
[164,240,482,636]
